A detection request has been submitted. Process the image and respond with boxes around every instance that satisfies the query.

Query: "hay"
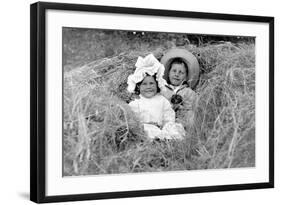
[63,42,255,175]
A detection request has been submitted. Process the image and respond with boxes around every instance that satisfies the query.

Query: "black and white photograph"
[1,0,279,204]
[29,1,274,203]
[63,28,256,176]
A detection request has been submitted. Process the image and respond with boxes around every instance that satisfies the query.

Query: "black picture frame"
[30,1,274,203]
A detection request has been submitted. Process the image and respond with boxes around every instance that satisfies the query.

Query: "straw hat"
[161,48,199,89]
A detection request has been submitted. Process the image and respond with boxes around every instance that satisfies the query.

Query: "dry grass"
[63,41,255,176]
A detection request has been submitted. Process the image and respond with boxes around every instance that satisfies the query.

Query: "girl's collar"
[139,93,160,100]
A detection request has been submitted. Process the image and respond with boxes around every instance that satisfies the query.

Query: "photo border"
[30,1,274,203]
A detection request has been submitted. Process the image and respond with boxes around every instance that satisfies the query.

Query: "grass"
[63,29,255,176]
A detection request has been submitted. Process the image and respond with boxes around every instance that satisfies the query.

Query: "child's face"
[168,63,187,86]
[139,76,157,98]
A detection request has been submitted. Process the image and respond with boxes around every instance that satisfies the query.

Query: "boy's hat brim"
[161,48,199,89]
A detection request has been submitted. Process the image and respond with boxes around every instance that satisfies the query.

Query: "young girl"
[127,54,185,140]
[160,49,199,123]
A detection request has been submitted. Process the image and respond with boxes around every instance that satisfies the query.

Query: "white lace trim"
[127,54,167,93]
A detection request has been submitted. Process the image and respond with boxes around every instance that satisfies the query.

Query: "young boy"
[160,48,200,124]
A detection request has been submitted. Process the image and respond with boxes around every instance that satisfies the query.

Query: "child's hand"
[172,103,181,111]
[182,101,192,110]
[172,102,185,111]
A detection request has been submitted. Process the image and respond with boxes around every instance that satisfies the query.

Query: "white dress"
[129,94,185,140]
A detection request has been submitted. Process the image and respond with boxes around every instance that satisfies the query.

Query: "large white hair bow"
[127,54,167,93]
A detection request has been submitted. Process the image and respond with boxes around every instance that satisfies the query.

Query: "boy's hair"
[170,58,189,72]
[134,73,161,95]
[168,58,189,84]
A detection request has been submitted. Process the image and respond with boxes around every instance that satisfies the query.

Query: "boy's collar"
[166,81,188,90]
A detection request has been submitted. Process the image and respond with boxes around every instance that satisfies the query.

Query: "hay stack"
[63,42,256,175]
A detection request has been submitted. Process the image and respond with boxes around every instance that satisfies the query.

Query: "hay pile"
[63,42,255,176]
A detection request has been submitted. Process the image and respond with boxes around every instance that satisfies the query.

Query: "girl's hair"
[168,58,189,84]
[134,73,161,95]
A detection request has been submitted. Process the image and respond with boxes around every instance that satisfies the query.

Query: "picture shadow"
[18,192,29,200]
